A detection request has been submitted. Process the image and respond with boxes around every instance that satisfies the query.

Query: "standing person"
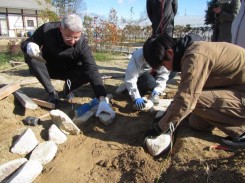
[143,34,245,156]
[21,14,115,118]
[212,0,240,42]
[116,48,170,110]
[232,0,245,48]
[146,0,178,36]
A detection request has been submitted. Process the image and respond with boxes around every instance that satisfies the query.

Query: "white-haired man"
[21,14,115,118]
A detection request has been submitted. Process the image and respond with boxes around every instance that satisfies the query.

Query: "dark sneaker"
[222,133,245,147]
[48,91,59,107]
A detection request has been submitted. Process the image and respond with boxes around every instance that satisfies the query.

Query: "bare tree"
[51,0,86,17]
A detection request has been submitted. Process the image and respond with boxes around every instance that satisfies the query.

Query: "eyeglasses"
[63,36,80,41]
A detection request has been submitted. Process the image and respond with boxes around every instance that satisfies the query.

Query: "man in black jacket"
[21,14,115,118]
[146,0,178,36]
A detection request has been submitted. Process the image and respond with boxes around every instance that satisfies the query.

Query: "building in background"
[0,0,54,37]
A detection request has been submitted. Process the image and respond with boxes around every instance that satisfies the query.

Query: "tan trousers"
[189,89,245,138]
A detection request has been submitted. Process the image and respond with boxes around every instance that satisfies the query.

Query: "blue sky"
[84,0,208,20]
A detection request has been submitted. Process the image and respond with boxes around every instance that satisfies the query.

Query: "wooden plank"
[0,63,27,73]
[31,98,55,109]
[19,78,39,86]
[14,91,38,110]
[0,83,20,100]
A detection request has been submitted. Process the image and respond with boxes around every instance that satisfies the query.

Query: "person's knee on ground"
[137,73,156,96]
[25,56,57,95]
[189,113,214,131]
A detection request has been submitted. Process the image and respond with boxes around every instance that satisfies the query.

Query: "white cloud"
[118,0,135,5]
[118,0,124,4]
[128,0,136,3]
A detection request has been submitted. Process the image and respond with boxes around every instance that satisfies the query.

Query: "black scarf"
[173,33,204,72]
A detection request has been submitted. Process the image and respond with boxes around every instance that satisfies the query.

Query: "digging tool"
[66,79,74,110]
[23,113,50,126]
[208,145,234,152]
[74,98,99,118]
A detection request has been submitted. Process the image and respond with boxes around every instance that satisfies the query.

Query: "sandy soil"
[0,58,244,183]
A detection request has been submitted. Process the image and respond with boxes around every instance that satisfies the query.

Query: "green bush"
[93,52,113,61]
[0,52,24,70]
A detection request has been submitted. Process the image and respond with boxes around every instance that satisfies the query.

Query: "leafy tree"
[51,0,86,17]
[83,15,94,44]
[37,0,59,22]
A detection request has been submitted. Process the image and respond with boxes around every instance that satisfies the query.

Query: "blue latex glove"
[135,98,146,109]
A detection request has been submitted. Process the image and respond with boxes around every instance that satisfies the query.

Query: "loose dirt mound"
[0,60,244,183]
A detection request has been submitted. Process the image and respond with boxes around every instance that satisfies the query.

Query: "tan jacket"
[159,41,245,130]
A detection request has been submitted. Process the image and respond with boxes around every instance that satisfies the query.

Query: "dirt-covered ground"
[0,57,244,183]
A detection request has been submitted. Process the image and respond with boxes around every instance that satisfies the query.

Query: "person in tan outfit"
[142,34,245,155]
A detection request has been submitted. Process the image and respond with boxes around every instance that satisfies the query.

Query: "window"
[27,20,34,27]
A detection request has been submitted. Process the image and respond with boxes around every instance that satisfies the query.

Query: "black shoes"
[48,91,59,107]
[222,133,245,147]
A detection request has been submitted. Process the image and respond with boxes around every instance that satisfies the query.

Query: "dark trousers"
[137,73,156,96]
[25,56,89,93]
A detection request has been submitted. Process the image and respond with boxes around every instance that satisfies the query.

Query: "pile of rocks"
[0,109,80,183]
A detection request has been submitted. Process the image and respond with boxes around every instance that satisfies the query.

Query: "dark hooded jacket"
[173,33,204,72]
[147,0,178,36]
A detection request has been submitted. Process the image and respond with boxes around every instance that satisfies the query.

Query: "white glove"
[96,100,115,119]
[26,42,40,56]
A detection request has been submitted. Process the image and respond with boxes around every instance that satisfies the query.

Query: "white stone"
[29,141,57,165]
[133,99,154,111]
[0,158,27,182]
[10,128,38,155]
[5,160,43,183]
[150,99,173,113]
[98,112,113,125]
[48,124,67,144]
[145,134,171,156]
[50,109,80,135]
[73,110,95,125]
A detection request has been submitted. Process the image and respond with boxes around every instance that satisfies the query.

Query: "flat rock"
[98,112,114,125]
[5,160,43,183]
[50,109,80,135]
[150,99,173,113]
[10,128,38,155]
[48,124,67,144]
[29,141,57,165]
[73,110,95,125]
[0,158,27,182]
